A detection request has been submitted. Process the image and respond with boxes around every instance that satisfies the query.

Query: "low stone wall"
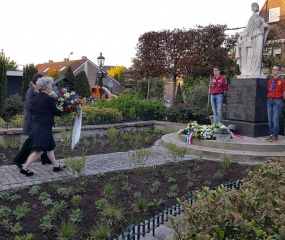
[0,121,186,144]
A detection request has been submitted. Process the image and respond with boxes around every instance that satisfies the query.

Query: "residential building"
[260,0,285,60]
[6,70,23,97]
[35,56,125,94]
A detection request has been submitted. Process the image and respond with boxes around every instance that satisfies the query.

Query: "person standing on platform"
[266,65,285,142]
[210,66,228,124]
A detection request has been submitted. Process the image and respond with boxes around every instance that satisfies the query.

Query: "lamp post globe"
[97,52,105,99]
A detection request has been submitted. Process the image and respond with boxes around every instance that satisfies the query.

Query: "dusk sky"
[1,0,265,69]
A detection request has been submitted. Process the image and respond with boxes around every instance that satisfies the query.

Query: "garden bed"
[0,130,255,239]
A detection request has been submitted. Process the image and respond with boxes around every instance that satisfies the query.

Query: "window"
[269,7,280,22]
[91,88,97,93]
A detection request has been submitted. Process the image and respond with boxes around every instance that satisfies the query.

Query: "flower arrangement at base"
[49,88,82,113]
[178,121,229,140]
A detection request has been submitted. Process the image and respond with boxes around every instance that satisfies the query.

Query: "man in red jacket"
[210,66,228,124]
[266,65,285,142]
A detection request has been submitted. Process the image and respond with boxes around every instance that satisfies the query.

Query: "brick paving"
[0,140,196,191]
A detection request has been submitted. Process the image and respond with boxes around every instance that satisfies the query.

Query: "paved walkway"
[0,139,260,240]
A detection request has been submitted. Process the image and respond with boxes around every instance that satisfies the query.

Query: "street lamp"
[68,52,73,67]
[97,52,105,99]
[68,52,73,61]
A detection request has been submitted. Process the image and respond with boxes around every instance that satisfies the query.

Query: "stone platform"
[161,133,285,162]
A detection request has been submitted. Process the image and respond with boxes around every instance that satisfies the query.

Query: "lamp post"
[68,52,73,67]
[68,52,73,61]
[97,52,105,99]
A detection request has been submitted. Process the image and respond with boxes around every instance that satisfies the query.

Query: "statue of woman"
[235,2,269,77]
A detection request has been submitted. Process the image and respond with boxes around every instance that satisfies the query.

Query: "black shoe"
[53,165,65,172]
[20,169,34,177]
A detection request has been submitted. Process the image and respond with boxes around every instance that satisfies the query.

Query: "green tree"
[74,71,90,98]
[0,51,7,117]
[0,49,17,70]
[22,64,38,101]
[65,66,75,85]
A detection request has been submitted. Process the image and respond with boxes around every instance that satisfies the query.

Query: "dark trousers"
[13,137,51,165]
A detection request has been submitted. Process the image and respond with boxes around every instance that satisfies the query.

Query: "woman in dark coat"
[20,77,64,176]
[13,73,51,168]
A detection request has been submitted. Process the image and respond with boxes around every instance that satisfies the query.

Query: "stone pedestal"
[222,78,269,137]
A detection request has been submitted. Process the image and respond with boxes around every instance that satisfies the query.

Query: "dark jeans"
[267,99,283,138]
[13,137,51,165]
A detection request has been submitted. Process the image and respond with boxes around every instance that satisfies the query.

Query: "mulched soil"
[0,131,255,239]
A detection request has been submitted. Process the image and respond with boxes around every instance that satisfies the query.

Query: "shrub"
[92,91,166,120]
[0,117,6,128]
[171,158,285,239]
[2,94,24,120]
[165,104,212,124]
[10,114,25,128]
[54,105,123,126]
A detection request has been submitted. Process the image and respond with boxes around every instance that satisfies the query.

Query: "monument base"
[222,120,269,137]
[236,74,267,79]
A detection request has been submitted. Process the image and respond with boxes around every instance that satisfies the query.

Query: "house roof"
[54,76,73,85]
[36,59,86,76]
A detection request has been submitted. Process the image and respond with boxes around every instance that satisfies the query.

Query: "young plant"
[10,222,22,234]
[60,128,72,147]
[167,142,186,162]
[131,134,143,149]
[95,198,109,210]
[103,183,117,199]
[56,187,74,198]
[9,194,21,202]
[53,200,68,213]
[167,184,179,198]
[69,209,83,223]
[89,222,111,240]
[150,180,161,193]
[14,233,34,240]
[0,219,11,232]
[40,215,53,232]
[133,197,148,212]
[28,186,41,195]
[167,177,177,183]
[56,220,78,240]
[101,204,124,224]
[121,181,132,192]
[107,127,120,148]
[71,195,82,206]
[0,206,12,218]
[213,170,224,179]
[13,205,30,220]
[148,198,164,208]
[221,155,231,172]
[39,192,53,206]
[129,148,151,167]
[65,156,86,177]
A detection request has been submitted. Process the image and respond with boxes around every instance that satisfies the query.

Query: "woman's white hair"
[36,77,54,90]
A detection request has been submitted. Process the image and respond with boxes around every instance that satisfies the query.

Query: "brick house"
[35,56,125,94]
[259,0,285,60]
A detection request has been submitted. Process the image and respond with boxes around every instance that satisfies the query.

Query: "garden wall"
[0,121,186,144]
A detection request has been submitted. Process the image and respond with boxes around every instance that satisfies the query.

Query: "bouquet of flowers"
[49,87,82,113]
[178,121,228,140]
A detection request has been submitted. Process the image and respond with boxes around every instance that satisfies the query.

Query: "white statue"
[235,2,269,78]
